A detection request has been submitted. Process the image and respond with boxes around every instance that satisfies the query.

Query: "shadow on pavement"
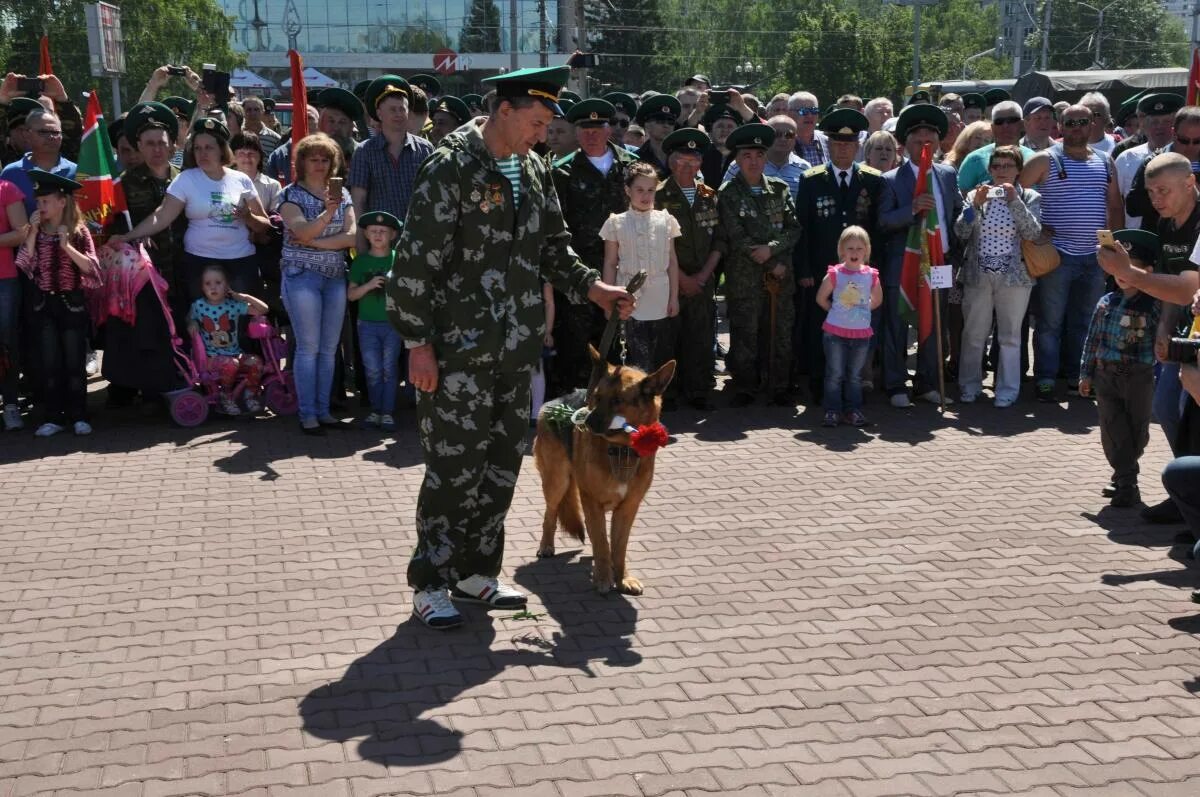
[298,555,639,767]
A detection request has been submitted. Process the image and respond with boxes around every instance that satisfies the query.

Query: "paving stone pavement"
[3,392,1200,797]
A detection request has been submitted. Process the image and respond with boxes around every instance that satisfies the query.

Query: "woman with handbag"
[953,145,1043,408]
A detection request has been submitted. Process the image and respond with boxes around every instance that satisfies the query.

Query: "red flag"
[38,35,52,76]
[76,91,128,241]
[897,143,941,345]
[1189,48,1200,106]
[288,50,308,185]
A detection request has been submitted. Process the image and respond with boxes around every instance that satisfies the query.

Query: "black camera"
[1164,336,1200,363]
[17,77,43,95]
[166,65,187,77]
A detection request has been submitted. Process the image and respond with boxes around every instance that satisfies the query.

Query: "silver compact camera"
[987,186,1006,199]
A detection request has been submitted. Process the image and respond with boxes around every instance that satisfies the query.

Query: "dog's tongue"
[608,414,627,431]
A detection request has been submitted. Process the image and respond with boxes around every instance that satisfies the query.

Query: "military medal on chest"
[817,195,835,218]
[855,189,871,219]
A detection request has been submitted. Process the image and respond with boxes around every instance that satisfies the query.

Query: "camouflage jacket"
[717,173,802,299]
[655,177,725,275]
[386,118,598,371]
[112,163,184,286]
[552,143,639,269]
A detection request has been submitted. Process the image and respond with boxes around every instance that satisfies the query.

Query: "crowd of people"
[3,69,1200,519]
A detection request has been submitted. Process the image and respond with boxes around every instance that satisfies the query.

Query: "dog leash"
[587,270,647,393]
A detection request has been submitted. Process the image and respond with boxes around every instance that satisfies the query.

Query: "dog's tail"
[558,479,585,541]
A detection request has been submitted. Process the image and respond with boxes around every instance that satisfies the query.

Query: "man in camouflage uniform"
[551,98,639,394]
[386,66,632,630]
[656,128,724,409]
[794,108,883,398]
[718,123,802,406]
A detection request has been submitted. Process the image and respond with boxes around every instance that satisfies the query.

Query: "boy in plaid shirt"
[1079,229,1162,508]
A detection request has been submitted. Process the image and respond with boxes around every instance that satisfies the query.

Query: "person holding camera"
[0,73,83,163]
[1080,230,1162,507]
[954,145,1042,407]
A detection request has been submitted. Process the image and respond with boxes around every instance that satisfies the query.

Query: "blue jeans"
[0,277,19,405]
[823,333,871,412]
[281,266,347,422]
[1034,251,1105,386]
[1163,456,1200,537]
[357,319,402,415]
[1153,362,1184,455]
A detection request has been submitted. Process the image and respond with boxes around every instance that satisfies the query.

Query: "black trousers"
[1094,362,1154,488]
[33,291,90,425]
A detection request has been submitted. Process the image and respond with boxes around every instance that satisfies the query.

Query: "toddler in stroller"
[188,264,269,415]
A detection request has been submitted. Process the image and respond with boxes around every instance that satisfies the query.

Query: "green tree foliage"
[586,0,673,91]
[459,0,503,53]
[0,0,243,113]
[1033,0,1187,71]
[599,0,1008,100]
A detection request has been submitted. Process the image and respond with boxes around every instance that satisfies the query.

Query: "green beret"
[306,88,326,107]
[126,101,179,144]
[28,168,82,196]
[360,210,403,232]
[555,98,575,117]
[409,73,441,97]
[365,75,412,121]
[1112,228,1161,266]
[662,127,710,157]
[559,89,582,104]
[352,79,372,101]
[262,98,276,112]
[635,94,681,124]
[962,93,986,111]
[462,93,484,111]
[726,122,774,152]
[481,66,570,115]
[602,92,637,118]
[162,96,195,118]
[7,97,43,127]
[431,95,470,125]
[1138,93,1184,117]
[191,116,230,143]
[567,98,615,126]
[907,90,932,106]
[983,88,1011,105]
[820,108,869,140]
[318,87,364,121]
[895,103,948,140]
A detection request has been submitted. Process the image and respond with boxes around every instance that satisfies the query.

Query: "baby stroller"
[167,317,298,427]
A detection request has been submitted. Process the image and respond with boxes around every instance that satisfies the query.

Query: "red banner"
[288,50,308,185]
[1189,48,1199,107]
[38,35,53,76]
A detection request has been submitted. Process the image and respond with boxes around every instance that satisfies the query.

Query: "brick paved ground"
[4,384,1200,796]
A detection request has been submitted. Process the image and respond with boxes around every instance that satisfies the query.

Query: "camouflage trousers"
[674,284,716,400]
[407,366,533,591]
[727,288,794,395]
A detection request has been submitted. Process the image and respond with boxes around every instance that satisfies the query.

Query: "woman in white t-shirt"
[112,118,272,303]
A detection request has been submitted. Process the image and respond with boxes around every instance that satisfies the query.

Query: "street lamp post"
[1073,0,1133,68]
[885,0,941,87]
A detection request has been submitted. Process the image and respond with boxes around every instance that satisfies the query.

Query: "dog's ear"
[640,360,676,396]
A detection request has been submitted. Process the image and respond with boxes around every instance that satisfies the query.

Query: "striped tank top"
[1038,148,1110,257]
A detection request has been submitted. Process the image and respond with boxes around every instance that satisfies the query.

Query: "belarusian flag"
[76,91,127,239]
[898,142,941,346]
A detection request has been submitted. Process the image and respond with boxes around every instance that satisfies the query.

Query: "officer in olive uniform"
[794,108,884,397]
[551,98,641,394]
[386,66,632,629]
[429,96,471,145]
[634,94,682,177]
[718,123,803,406]
[657,128,726,409]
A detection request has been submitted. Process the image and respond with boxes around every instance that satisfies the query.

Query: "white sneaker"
[34,422,64,438]
[412,588,463,629]
[73,421,92,436]
[889,393,912,408]
[3,405,22,430]
[85,351,99,376]
[452,574,527,608]
[918,390,955,406]
[379,414,396,431]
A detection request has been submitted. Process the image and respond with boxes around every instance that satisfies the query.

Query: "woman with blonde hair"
[944,120,992,168]
[277,133,357,434]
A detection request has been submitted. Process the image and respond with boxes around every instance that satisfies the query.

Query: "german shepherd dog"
[533,346,675,595]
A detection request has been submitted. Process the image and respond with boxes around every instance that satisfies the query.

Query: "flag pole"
[932,284,945,413]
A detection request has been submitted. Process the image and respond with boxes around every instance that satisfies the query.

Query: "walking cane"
[763,270,783,394]
[588,271,647,393]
